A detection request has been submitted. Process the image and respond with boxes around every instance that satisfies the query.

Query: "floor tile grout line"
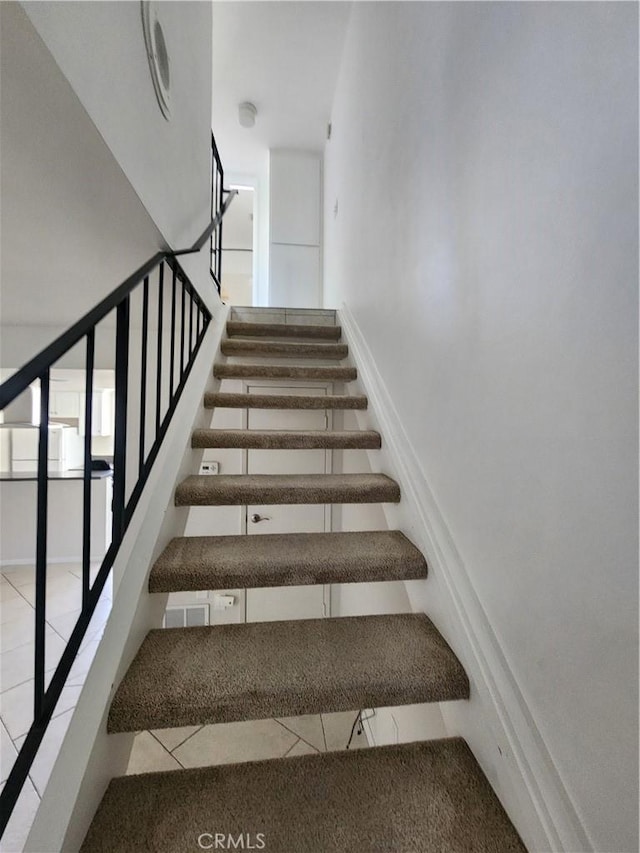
[149,730,187,768]
[274,718,325,754]
[282,737,302,758]
[28,773,42,801]
[165,725,204,755]
[319,713,328,752]
[1,575,34,607]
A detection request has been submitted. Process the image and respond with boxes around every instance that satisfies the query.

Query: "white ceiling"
[211,1,351,177]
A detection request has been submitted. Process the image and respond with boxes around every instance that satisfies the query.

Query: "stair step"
[214,363,357,381]
[81,739,525,853]
[174,473,400,506]
[191,428,381,450]
[204,392,367,410]
[227,320,342,340]
[149,530,427,592]
[221,339,348,359]
[107,613,469,733]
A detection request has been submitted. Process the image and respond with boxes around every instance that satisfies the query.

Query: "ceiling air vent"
[141,1,171,121]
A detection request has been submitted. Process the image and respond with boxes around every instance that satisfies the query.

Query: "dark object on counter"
[91,459,112,471]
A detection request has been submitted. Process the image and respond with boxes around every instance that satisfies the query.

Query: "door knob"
[251,513,271,523]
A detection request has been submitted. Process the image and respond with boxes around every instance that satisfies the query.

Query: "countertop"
[0,470,112,482]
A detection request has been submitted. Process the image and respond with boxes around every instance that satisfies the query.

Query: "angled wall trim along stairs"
[337,304,592,853]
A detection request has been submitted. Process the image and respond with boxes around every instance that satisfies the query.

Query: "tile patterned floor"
[0,562,111,853]
[127,711,369,775]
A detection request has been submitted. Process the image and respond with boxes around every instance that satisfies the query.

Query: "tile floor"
[127,710,368,776]
[0,561,111,852]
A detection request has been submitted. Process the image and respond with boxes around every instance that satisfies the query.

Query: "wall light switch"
[213,594,235,610]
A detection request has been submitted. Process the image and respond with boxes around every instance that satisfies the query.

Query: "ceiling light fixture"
[238,102,257,129]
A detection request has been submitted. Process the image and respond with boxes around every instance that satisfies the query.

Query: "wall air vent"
[141,1,171,121]
[163,604,209,629]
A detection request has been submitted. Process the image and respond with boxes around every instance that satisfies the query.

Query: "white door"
[245,384,331,622]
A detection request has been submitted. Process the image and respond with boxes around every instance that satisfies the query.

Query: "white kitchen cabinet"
[78,390,114,437]
[50,391,80,418]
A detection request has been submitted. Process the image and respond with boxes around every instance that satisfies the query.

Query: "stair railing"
[0,180,236,835]
[209,131,234,296]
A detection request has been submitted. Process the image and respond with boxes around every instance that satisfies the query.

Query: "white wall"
[0,2,216,370]
[22,0,213,256]
[325,4,638,852]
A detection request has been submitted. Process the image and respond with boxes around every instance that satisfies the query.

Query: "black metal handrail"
[0,140,235,834]
[209,131,233,296]
[172,190,237,260]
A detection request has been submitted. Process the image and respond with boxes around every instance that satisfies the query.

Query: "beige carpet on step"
[190,428,381,449]
[204,392,368,410]
[174,473,401,506]
[81,738,526,852]
[213,363,357,381]
[107,613,469,732]
[221,339,348,358]
[226,321,342,339]
[149,530,428,592]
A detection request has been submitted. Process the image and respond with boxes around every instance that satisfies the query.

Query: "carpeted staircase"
[82,310,526,852]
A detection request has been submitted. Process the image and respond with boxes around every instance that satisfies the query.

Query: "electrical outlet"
[199,461,219,475]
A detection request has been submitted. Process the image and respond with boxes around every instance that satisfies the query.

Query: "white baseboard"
[338,304,592,853]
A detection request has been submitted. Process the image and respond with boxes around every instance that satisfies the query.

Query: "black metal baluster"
[139,277,149,474]
[169,267,177,399]
[82,331,95,608]
[155,264,164,437]
[218,154,224,285]
[0,200,225,836]
[189,288,194,358]
[34,370,50,719]
[180,277,186,378]
[112,298,130,543]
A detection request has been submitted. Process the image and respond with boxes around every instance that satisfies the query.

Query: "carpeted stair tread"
[174,473,400,506]
[81,738,526,853]
[214,363,357,381]
[227,320,342,340]
[107,613,469,733]
[204,392,367,410]
[191,428,381,449]
[149,530,427,592]
[221,339,348,359]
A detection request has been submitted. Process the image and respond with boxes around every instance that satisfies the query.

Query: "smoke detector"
[238,102,257,129]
